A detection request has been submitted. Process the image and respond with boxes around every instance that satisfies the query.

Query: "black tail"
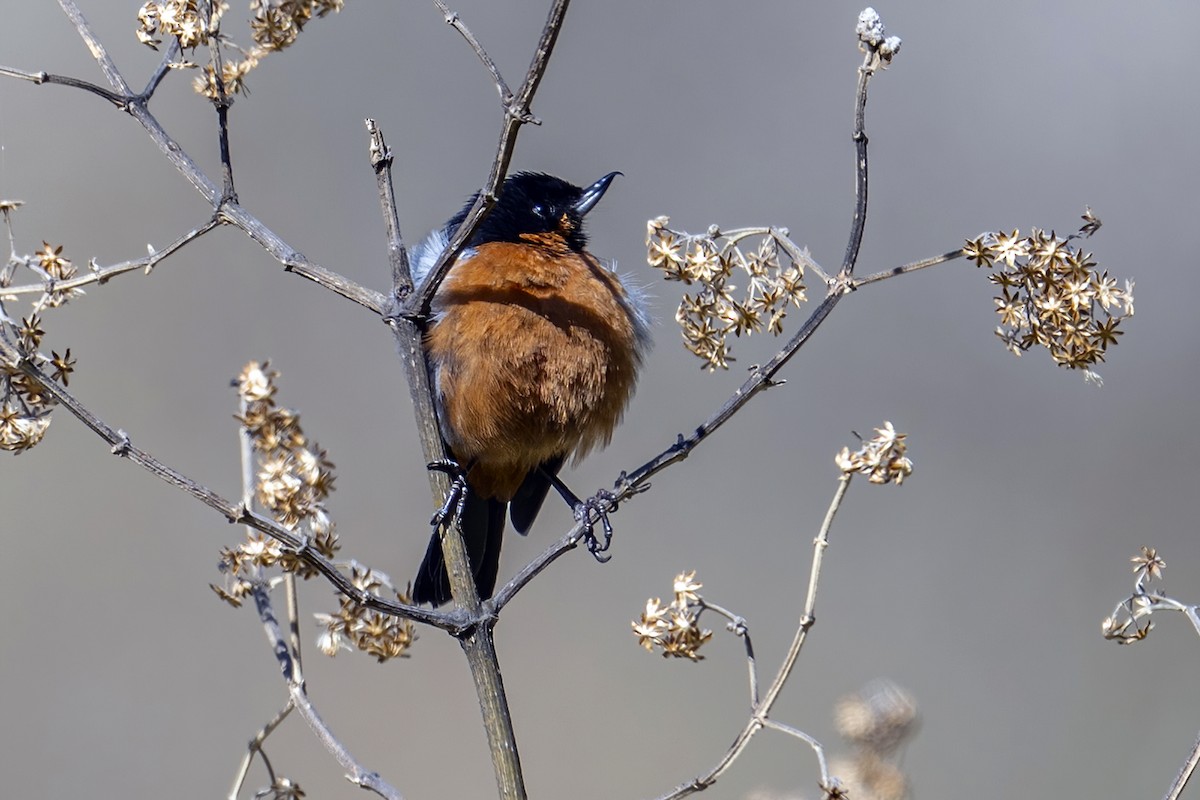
[412,490,507,606]
[509,456,565,535]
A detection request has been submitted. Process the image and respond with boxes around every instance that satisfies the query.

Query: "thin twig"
[1164,729,1200,800]
[57,0,132,95]
[227,700,294,800]
[252,587,404,800]
[0,65,126,107]
[761,719,830,785]
[231,401,296,800]
[140,39,180,99]
[238,387,305,684]
[653,475,852,800]
[284,572,303,674]
[852,248,965,288]
[221,202,388,313]
[700,601,757,705]
[402,0,572,319]
[1110,593,1200,639]
[770,475,851,709]
[433,1,512,103]
[366,120,412,299]
[10,1,387,314]
[840,51,875,276]
[493,291,847,612]
[203,2,238,203]
[1,218,220,296]
[490,514,591,608]
[771,228,830,284]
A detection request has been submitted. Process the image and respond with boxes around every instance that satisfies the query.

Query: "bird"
[409,171,651,607]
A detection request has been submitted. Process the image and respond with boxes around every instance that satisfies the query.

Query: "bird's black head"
[446,171,621,252]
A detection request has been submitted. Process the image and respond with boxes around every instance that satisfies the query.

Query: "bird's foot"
[574,489,618,563]
[427,459,470,529]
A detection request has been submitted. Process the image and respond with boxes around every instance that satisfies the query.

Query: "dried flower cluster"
[0,224,89,314]
[135,1,345,99]
[835,422,912,485]
[136,1,225,49]
[212,361,340,602]
[314,563,417,662]
[829,680,919,800]
[1101,546,1169,644]
[0,311,75,453]
[856,8,902,70]
[215,363,415,661]
[249,0,345,49]
[646,217,810,370]
[1,204,83,453]
[632,571,713,660]
[239,361,337,529]
[963,212,1133,374]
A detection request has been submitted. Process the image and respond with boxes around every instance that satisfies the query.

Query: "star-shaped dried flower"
[50,349,75,386]
[1131,546,1164,582]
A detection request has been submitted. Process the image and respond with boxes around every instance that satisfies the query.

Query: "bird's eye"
[532,204,546,218]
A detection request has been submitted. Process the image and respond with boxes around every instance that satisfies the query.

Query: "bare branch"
[490,511,593,609]
[403,0,572,319]
[374,8,578,800]
[653,475,851,800]
[700,601,758,705]
[366,119,412,299]
[1164,730,1200,800]
[0,338,459,632]
[227,701,294,800]
[2,219,220,295]
[252,587,405,800]
[434,1,513,104]
[57,0,134,96]
[494,289,845,610]
[761,720,830,785]
[2,3,387,315]
[839,50,877,277]
[0,64,126,107]
[852,248,965,288]
[222,203,389,314]
[203,4,238,204]
[140,39,181,99]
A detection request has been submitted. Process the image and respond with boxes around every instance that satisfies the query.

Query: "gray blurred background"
[2,1,1198,798]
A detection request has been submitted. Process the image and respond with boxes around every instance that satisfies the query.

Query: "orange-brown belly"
[426,241,641,500]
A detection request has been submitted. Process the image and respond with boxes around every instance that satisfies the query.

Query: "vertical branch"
[368,120,454,520]
[368,114,526,800]
[367,120,412,298]
[252,587,404,799]
[840,52,874,276]
[761,474,851,711]
[204,2,237,203]
[374,1,578,795]
[655,475,854,800]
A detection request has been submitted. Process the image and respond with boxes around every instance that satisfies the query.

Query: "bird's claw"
[427,459,470,529]
[574,489,617,563]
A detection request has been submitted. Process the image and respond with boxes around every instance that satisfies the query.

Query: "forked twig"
[402,0,572,319]
[653,475,851,800]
